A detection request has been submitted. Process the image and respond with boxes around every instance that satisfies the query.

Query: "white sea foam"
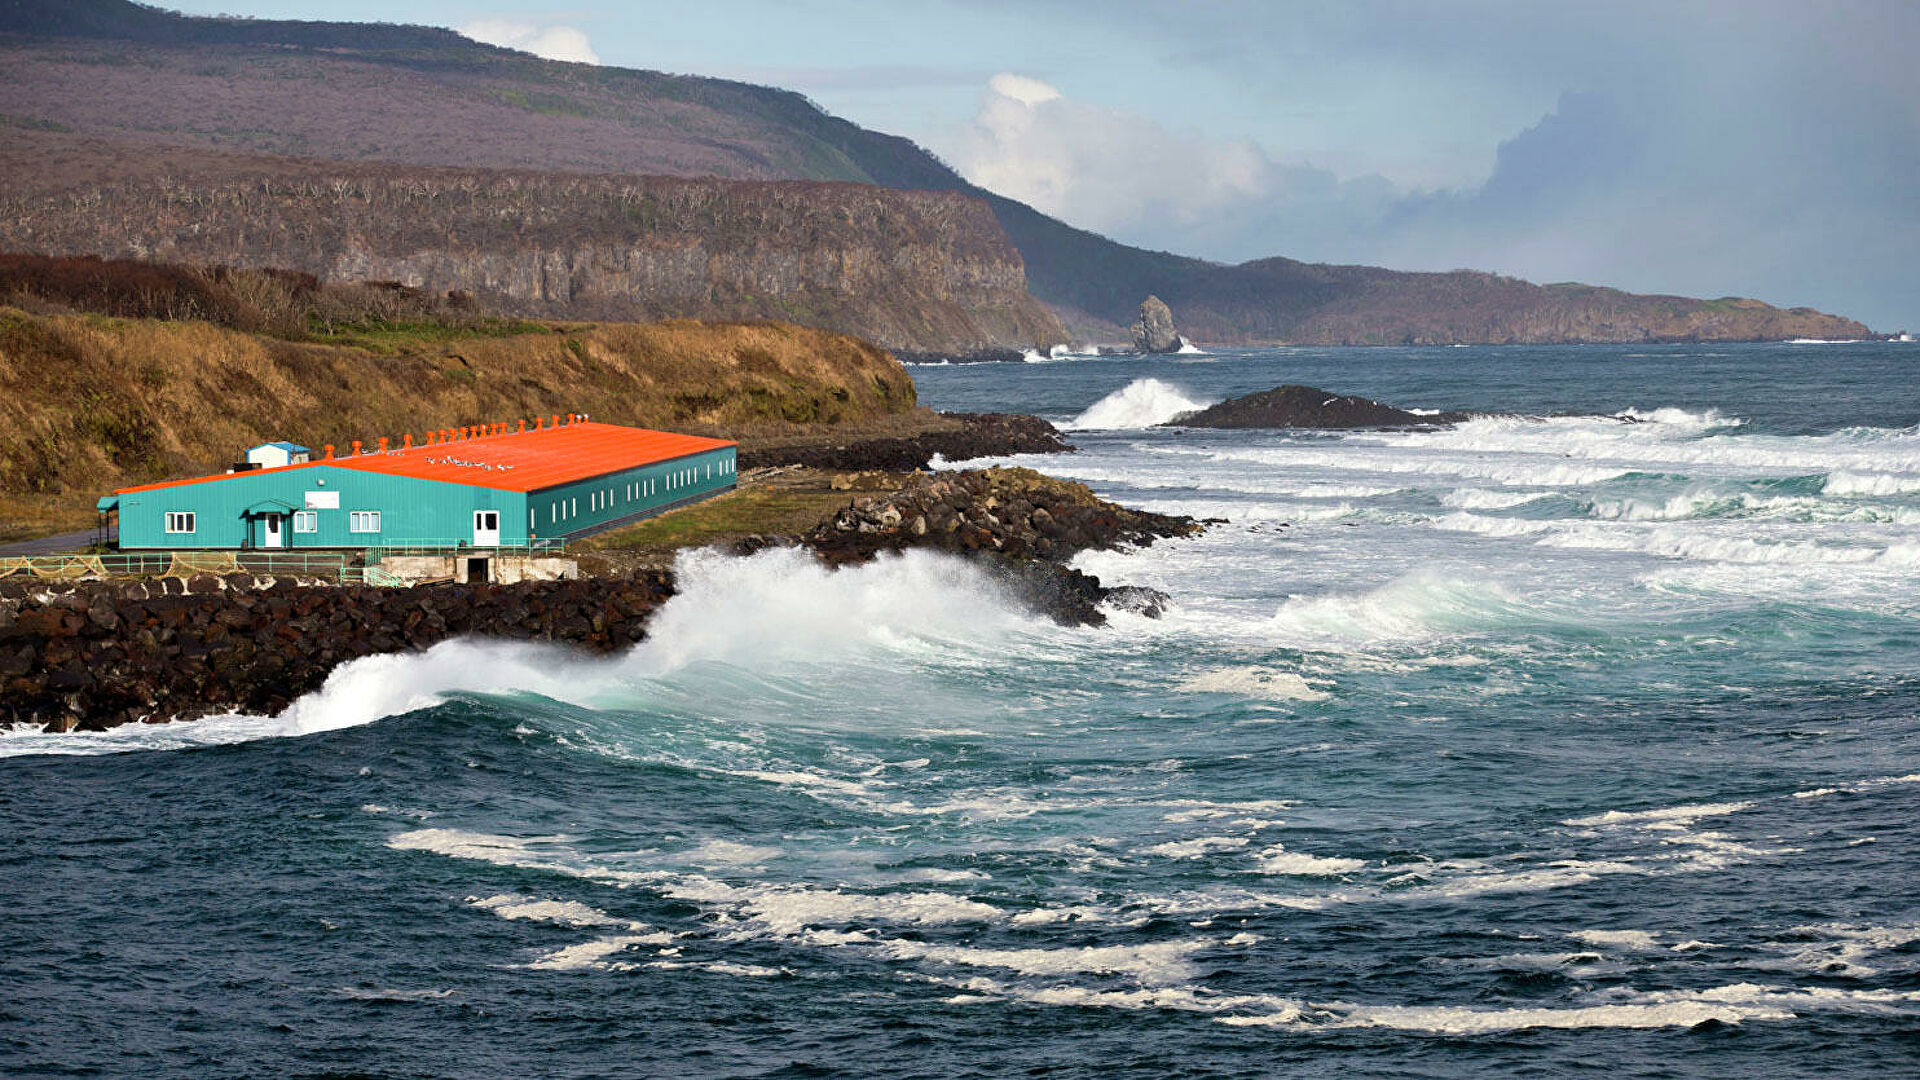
[1427,512,1555,537]
[1564,801,1753,827]
[1538,524,1888,566]
[525,934,670,971]
[470,894,636,929]
[1774,923,1920,978]
[1569,929,1660,950]
[1067,378,1211,430]
[1440,488,1549,510]
[639,547,1034,673]
[1178,667,1330,702]
[681,839,783,866]
[1267,572,1534,647]
[1824,470,1920,496]
[1146,836,1251,859]
[886,937,1214,984]
[1329,993,1790,1033]
[1254,845,1366,876]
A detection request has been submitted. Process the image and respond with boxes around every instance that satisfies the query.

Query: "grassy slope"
[0,307,918,539]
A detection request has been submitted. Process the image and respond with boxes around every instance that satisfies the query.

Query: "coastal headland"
[0,250,1210,733]
[1,460,1199,733]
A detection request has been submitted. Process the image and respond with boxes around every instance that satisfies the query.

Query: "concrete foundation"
[379,554,579,585]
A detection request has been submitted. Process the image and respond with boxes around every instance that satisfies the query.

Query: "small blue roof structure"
[249,441,311,454]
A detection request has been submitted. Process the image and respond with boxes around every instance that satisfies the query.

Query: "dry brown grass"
[0,307,919,532]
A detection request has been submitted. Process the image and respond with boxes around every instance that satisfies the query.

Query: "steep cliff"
[0,139,1063,352]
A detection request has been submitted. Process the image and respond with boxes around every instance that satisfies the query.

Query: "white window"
[571,497,577,516]
[530,509,536,531]
[293,511,318,533]
[164,511,195,533]
[349,511,381,533]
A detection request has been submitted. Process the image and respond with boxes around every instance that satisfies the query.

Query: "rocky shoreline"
[738,412,1071,472]
[3,462,1200,734]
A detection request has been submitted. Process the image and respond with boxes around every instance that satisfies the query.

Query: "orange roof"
[115,421,735,496]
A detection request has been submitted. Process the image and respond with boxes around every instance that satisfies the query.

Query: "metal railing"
[0,551,355,582]
[361,538,568,557]
[345,565,409,587]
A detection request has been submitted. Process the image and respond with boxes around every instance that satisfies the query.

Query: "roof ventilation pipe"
[351,440,363,455]
[323,444,335,459]
[377,437,389,452]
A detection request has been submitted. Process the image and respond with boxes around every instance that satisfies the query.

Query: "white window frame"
[349,510,381,533]
[164,511,195,533]
[292,511,318,533]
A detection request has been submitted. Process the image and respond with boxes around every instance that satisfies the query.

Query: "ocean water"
[6,342,1920,1077]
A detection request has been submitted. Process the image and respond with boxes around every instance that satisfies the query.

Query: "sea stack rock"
[1130,296,1183,353]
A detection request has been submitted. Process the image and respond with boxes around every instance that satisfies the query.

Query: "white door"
[262,513,284,549]
[473,510,500,547]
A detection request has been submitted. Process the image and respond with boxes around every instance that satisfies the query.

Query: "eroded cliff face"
[0,151,1065,352]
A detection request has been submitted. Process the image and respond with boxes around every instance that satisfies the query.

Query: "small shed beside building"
[246,442,311,469]
[98,419,738,551]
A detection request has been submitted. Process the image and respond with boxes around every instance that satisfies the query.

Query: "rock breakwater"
[1,573,674,733]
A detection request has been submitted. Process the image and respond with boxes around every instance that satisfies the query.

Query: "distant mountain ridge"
[0,0,1872,344]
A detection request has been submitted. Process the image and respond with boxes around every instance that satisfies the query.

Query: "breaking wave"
[1067,378,1211,430]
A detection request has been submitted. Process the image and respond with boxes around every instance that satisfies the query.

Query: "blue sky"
[166,1,1920,330]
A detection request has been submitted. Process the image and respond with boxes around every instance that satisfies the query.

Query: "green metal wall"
[529,447,737,540]
[113,465,529,550]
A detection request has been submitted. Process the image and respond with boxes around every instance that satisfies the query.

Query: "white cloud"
[460,19,600,64]
[950,72,1395,262]
[986,72,1060,107]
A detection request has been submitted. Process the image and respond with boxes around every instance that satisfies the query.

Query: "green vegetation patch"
[0,114,74,133]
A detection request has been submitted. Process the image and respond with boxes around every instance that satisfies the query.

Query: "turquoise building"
[99,419,737,551]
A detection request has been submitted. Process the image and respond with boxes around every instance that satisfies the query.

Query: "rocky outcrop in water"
[1130,295,1183,353]
[800,467,1195,625]
[1171,385,1470,429]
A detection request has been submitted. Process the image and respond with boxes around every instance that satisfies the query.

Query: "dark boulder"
[1170,384,1471,429]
